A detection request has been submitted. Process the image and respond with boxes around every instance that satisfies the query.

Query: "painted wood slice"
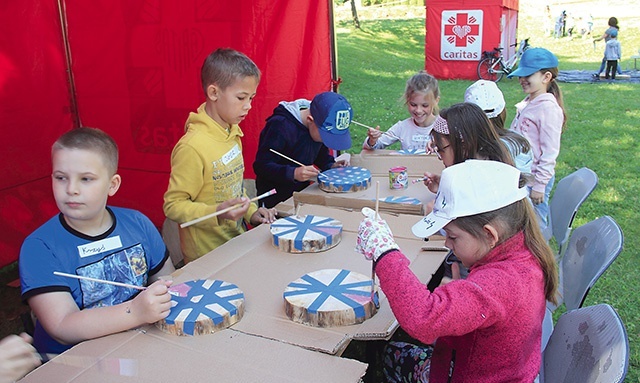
[317,166,371,193]
[156,279,244,336]
[396,148,426,155]
[284,269,378,327]
[376,196,423,205]
[271,215,342,253]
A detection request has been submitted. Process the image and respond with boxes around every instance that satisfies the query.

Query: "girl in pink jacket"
[356,160,558,382]
[507,48,566,229]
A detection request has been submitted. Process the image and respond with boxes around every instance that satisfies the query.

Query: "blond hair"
[52,127,119,175]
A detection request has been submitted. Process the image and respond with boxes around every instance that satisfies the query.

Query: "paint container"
[389,166,408,190]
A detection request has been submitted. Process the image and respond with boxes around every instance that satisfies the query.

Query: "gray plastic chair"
[548,216,623,312]
[541,304,629,383]
[543,167,598,260]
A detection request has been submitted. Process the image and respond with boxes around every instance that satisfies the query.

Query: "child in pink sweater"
[356,160,558,382]
[507,48,566,229]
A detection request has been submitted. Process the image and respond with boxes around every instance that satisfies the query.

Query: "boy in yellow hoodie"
[164,48,277,263]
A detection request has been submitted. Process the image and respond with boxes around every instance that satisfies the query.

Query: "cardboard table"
[20,205,447,382]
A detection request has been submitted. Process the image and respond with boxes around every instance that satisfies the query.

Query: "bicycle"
[477,38,530,82]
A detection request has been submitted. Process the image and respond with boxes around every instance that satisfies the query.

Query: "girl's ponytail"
[545,67,567,131]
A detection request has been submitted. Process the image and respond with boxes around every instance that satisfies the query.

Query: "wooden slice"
[284,269,378,327]
[377,196,422,205]
[317,166,371,193]
[156,279,244,336]
[271,215,342,253]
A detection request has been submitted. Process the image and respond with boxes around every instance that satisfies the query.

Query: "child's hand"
[250,207,277,226]
[293,165,320,182]
[0,333,41,382]
[355,207,399,261]
[425,140,437,155]
[366,126,382,146]
[130,279,172,324]
[423,172,440,194]
[530,190,544,205]
[332,160,348,168]
[217,197,250,222]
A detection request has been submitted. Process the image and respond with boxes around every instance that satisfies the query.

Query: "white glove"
[356,207,399,261]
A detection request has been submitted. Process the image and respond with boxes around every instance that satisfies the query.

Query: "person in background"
[593,17,622,77]
[163,48,277,263]
[464,80,532,174]
[507,48,566,229]
[0,333,41,382]
[20,127,175,354]
[356,159,558,382]
[604,28,622,80]
[363,71,440,154]
[253,92,353,208]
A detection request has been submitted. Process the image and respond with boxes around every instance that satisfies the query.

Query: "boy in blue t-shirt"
[19,127,175,354]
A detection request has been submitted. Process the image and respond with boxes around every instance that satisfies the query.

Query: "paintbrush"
[371,181,380,309]
[53,272,146,290]
[180,189,277,228]
[352,120,403,142]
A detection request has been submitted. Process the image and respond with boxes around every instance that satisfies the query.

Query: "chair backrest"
[542,304,629,383]
[548,167,598,254]
[554,216,623,311]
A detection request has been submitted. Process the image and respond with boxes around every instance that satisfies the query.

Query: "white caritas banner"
[440,10,483,61]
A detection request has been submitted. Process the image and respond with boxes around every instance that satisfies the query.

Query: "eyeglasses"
[435,144,450,160]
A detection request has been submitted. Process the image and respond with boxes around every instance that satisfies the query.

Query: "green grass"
[337,9,640,381]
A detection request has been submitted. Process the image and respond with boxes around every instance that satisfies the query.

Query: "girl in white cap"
[464,80,532,174]
[356,160,558,383]
[507,47,566,229]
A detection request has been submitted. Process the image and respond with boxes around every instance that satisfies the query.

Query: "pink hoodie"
[509,93,563,193]
[376,232,545,382]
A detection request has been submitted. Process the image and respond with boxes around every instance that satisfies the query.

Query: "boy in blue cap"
[253,92,353,208]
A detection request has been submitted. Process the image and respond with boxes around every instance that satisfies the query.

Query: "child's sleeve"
[314,144,336,171]
[163,144,221,226]
[19,236,70,302]
[253,126,298,185]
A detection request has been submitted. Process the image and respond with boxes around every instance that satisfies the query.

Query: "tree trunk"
[350,0,361,29]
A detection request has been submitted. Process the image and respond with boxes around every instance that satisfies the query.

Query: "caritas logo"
[440,10,483,61]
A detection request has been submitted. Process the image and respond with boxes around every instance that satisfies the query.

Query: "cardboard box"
[351,149,444,177]
[21,329,367,382]
[294,175,435,216]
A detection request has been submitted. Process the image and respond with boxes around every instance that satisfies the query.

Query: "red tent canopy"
[0,0,336,268]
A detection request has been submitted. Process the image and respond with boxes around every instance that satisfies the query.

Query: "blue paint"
[271,216,341,250]
[284,269,372,318]
[165,280,243,335]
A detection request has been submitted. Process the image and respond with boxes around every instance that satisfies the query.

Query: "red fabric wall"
[0,0,334,268]
[425,0,518,80]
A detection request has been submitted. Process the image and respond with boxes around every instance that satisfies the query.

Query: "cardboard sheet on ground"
[21,329,367,383]
[171,204,447,355]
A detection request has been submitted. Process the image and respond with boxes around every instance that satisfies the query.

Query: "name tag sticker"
[221,144,241,165]
[78,236,123,258]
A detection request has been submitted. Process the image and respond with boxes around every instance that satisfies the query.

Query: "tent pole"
[57,0,81,129]
[328,0,340,92]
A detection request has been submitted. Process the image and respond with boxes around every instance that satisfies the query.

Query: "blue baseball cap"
[310,92,353,150]
[507,48,559,78]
